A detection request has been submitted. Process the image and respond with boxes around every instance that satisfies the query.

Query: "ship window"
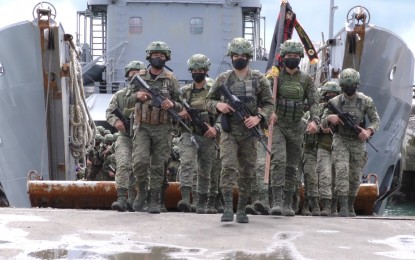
[190,17,203,34]
[129,17,143,34]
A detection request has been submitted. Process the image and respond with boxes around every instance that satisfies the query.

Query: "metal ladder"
[90,12,106,61]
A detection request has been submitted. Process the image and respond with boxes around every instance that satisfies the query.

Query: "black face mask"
[324,94,336,102]
[342,85,358,96]
[149,58,165,69]
[283,58,301,69]
[232,58,249,70]
[192,73,206,83]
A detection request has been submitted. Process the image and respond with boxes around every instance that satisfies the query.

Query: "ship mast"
[328,0,337,39]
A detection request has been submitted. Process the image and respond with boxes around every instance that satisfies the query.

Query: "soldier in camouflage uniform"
[177,54,218,214]
[316,81,342,216]
[106,60,146,212]
[268,40,320,217]
[86,134,104,180]
[321,68,380,217]
[128,41,183,214]
[206,38,274,223]
[102,153,116,181]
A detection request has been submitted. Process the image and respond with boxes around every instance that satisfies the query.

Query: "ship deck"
[1,208,415,259]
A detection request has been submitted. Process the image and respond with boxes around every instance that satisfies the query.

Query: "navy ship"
[0,1,413,215]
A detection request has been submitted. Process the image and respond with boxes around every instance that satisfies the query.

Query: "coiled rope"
[68,47,95,161]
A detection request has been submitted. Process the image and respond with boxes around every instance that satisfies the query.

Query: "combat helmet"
[113,132,120,140]
[320,81,341,97]
[104,134,114,144]
[96,126,105,135]
[95,134,104,144]
[187,54,210,71]
[146,41,171,61]
[280,40,304,58]
[339,68,360,86]
[103,129,111,136]
[227,38,254,57]
[124,60,146,77]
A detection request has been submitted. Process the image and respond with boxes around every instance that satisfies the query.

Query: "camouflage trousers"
[251,138,269,200]
[220,132,257,195]
[178,132,215,194]
[114,135,136,190]
[332,135,367,197]
[316,147,335,199]
[303,146,318,197]
[132,124,172,190]
[270,121,304,192]
[208,146,221,196]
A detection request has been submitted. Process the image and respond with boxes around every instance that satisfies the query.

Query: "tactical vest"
[182,81,214,134]
[128,71,175,125]
[337,94,365,137]
[276,71,308,122]
[223,70,260,118]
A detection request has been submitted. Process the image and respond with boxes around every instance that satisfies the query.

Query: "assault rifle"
[325,101,378,152]
[110,107,131,135]
[215,85,270,154]
[182,100,219,147]
[131,75,192,132]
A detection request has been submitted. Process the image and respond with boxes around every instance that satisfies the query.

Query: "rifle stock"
[326,101,378,152]
[215,85,270,155]
[131,75,192,132]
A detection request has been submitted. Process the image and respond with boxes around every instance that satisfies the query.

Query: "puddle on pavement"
[0,240,10,244]
[27,245,296,259]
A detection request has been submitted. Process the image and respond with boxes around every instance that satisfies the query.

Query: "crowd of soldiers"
[97,37,380,223]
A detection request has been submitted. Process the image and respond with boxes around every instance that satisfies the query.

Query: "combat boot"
[177,186,191,212]
[126,186,137,212]
[111,188,127,212]
[320,198,331,217]
[148,188,161,214]
[215,193,224,213]
[133,182,147,212]
[236,195,249,223]
[283,191,295,216]
[159,189,167,213]
[190,190,198,212]
[348,196,357,217]
[220,191,234,222]
[270,187,283,215]
[338,196,348,217]
[196,193,208,214]
[309,196,320,216]
[206,194,217,214]
[331,196,338,217]
[254,192,271,215]
[301,197,312,216]
[245,195,259,215]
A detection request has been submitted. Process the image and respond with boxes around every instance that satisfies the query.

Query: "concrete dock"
[1,208,415,259]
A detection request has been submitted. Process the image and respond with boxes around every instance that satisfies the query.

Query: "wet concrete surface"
[1,208,415,259]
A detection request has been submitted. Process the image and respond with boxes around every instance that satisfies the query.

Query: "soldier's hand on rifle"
[178,108,191,120]
[269,112,277,125]
[320,125,332,134]
[161,99,175,110]
[137,91,150,102]
[306,121,318,134]
[327,114,344,126]
[109,171,115,178]
[358,126,372,141]
[244,115,261,129]
[216,102,235,114]
[204,123,217,138]
[114,119,125,132]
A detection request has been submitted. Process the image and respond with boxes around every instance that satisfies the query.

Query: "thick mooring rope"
[68,47,95,161]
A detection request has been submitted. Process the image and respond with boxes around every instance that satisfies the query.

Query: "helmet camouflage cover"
[227,37,253,57]
[280,40,304,58]
[124,60,146,77]
[104,134,114,144]
[95,134,104,143]
[146,41,171,61]
[320,81,341,96]
[339,68,360,86]
[187,54,211,71]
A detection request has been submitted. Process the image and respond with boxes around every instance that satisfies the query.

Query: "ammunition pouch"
[221,114,232,133]
[134,103,168,125]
